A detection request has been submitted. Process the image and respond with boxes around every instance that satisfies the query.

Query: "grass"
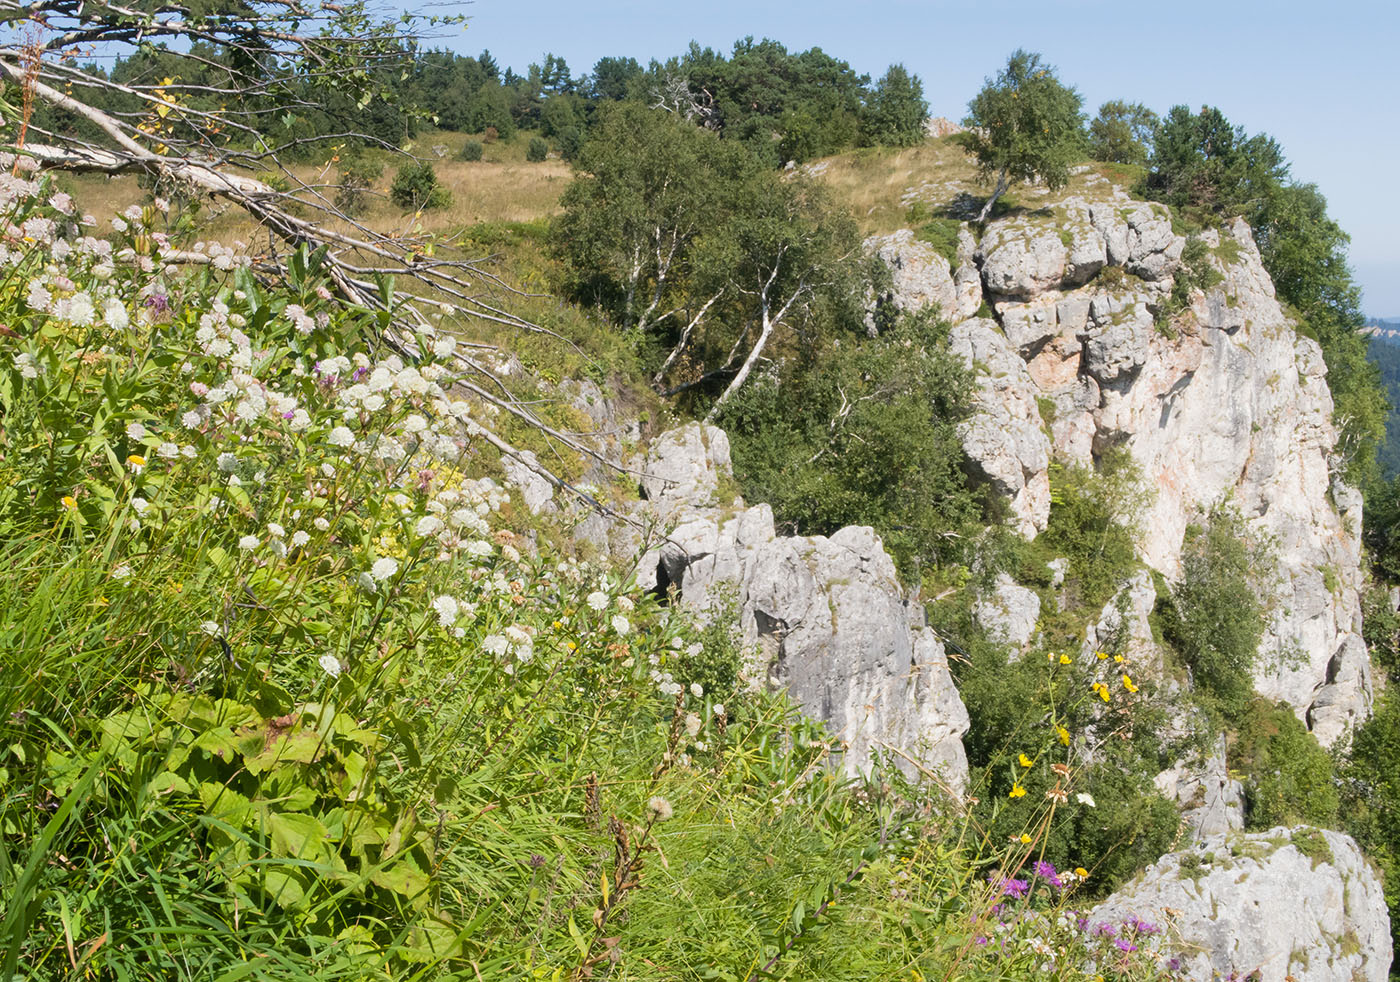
[58,128,572,243]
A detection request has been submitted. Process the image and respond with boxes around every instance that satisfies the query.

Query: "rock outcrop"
[948,318,1051,537]
[865,229,982,327]
[872,193,1371,744]
[631,423,971,791]
[1093,827,1391,982]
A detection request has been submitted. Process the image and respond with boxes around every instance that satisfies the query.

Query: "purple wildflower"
[1127,916,1160,936]
[1092,921,1117,938]
[1032,859,1063,888]
[1115,938,1138,952]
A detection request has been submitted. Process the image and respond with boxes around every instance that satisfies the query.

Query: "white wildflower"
[318,654,343,678]
[586,590,609,611]
[685,713,702,739]
[238,534,259,551]
[1076,793,1096,808]
[610,615,630,636]
[313,516,331,531]
[690,682,703,698]
[217,452,238,472]
[432,595,459,627]
[125,422,147,441]
[267,523,285,538]
[327,426,355,448]
[369,556,399,582]
[200,620,220,636]
[482,634,509,657]
[290,530,310,548]
[157,442,179,459]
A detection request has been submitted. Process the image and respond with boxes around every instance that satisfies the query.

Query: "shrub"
[1341,692,1400,969]
[459,139,484,162]
[388,161,450,210]
[332,158,382,216]
[1159,506,1273,722]
[1039,447,1150,625]
[1233,699,1339,829]
[953,626,1186,893]
[719,309,982,578]
[526,136,548,162]
[482,125,499,144]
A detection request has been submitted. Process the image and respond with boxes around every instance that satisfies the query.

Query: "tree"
[960,50,1085,222]
[553,103,858,407]
[589,56,644,101]
[1144,105,1288,217]
[701,174,858,415]
[554,103,746,343]
[1087,100,1158,166]
[863,64,928,148]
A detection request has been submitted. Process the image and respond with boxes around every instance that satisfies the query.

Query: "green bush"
[1158,507,1273,722]
[1233,699,1339,829]
[458,139,484,162]
[719,309,982,578]
[953,628,1186,893]
[389,161,451,210]
[525,136,548,162]
[1039,447,1150,626]
[1341,693,1400,972]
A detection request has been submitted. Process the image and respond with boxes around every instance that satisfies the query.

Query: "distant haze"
[447,0,1400,315]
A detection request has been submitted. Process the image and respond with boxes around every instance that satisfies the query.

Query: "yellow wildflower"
[1091,682,1110,703]
[1008,784,1027,799]
[1059,653,1072,665]
[1056,725,1070,746]
[61,496,77,510]
[1122,674,1138,693]
[1018,753,1033,768]
[1095,650,1108,660]
[1114,654,1125,663]
[1074,867,1088,878]
[1019,833,1031,844]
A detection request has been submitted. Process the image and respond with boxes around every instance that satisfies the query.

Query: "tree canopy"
[960,50,1085,221]
[1087,100,1158,167]
[553,102,859,410]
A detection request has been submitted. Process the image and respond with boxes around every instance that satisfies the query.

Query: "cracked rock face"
[864,229,982,326]
[1093,827,1391,982]
[632,423,970,790]
[948,318,1052,537]
[868,202,1370,744]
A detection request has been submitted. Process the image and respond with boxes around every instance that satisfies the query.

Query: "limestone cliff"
[871,185,1371,745]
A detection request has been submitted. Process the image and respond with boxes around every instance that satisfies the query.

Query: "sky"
[432,0,1400,316]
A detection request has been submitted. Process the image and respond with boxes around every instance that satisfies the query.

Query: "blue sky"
[441,0,1400,315]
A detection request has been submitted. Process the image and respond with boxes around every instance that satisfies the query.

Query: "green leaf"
[267,811,330,861]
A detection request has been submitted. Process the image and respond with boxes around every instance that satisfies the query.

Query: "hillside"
[2,23,1397,981]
